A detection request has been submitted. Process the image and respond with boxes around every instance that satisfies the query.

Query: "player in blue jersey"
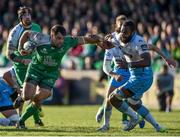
[96,15,145,132]
[107,19,176,132]
[0,71,20,126]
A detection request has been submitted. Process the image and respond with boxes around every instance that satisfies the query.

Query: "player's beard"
[120,36,129,43]
[25,20,32,26]
[22,19,32,28]
[120,33,134,44]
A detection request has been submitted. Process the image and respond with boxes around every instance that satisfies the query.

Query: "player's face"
[119,25,132,43]
[51,32,64,47]
[21,10,32,26]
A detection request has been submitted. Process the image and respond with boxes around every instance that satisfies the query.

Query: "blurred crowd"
[0,0,180,72]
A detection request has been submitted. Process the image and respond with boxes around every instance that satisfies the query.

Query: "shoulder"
[133,34,145,44]
[133,34,148,50]
[32,22,40,27]
[32,22,41,32]
[9,24,22,35]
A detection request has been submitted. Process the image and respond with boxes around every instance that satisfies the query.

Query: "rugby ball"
[23,41,35,53]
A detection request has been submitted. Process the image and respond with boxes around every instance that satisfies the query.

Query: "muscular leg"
[97,86,116,131]
[18,82,37,126]
[19,84,51,129]
[22,82,36,101]
[127,98,164,132]
[33,87,52,108]
[103,86,115,127]
[109,87,141,131]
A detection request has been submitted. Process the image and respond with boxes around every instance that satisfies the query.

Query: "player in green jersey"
[6,6,44,126]
[15,24,103,129]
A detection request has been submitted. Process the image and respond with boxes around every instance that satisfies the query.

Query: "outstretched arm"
[77,35,115,49]
[18,31,31,55]
[148,44,177,68]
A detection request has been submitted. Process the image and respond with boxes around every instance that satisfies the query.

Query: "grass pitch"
[0,105,180,136]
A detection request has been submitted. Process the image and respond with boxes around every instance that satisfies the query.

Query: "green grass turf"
[0,105,180,136]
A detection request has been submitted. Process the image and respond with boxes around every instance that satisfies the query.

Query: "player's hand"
[110,72,123,82]
[116,60,127,67]
[21,59,31,65]
[99,40,115,50]
[114,74,123,82]
[104,34,113,40]
[165,58,177,68]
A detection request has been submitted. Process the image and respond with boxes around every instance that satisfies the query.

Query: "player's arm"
[6,29,23,63]
[18,30,31,55]
[18,30,43,55]
[103,50,123,82]
[76,36,101,45]
[128,52,151,68]
[77,35,115,49]
[148,44,177,68]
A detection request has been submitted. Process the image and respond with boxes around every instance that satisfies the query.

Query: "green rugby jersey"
[28,32,78,79]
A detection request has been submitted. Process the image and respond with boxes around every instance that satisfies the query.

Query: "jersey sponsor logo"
[115,57,126,62]
[43,56,58,66]
[141,44,148,51]
[41,48,48,54]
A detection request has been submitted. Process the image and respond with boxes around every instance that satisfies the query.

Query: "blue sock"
[118,101,138,120]
[137,105,149,118]
[104,105,112,126]
[137,105,160,130]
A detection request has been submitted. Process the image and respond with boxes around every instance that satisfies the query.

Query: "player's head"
[50,25,66,47]
[119,19,136,43]
[18,6,32,27]
[115,15,127,33]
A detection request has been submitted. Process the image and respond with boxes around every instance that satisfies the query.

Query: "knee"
[127,98,142,111]
[108,91,123,105]
[108,92,116,104]
[34,90,52,102]
[33,94,41,103]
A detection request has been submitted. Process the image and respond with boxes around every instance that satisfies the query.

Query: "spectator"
[0,0,180,71]
[156,64,174,112]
